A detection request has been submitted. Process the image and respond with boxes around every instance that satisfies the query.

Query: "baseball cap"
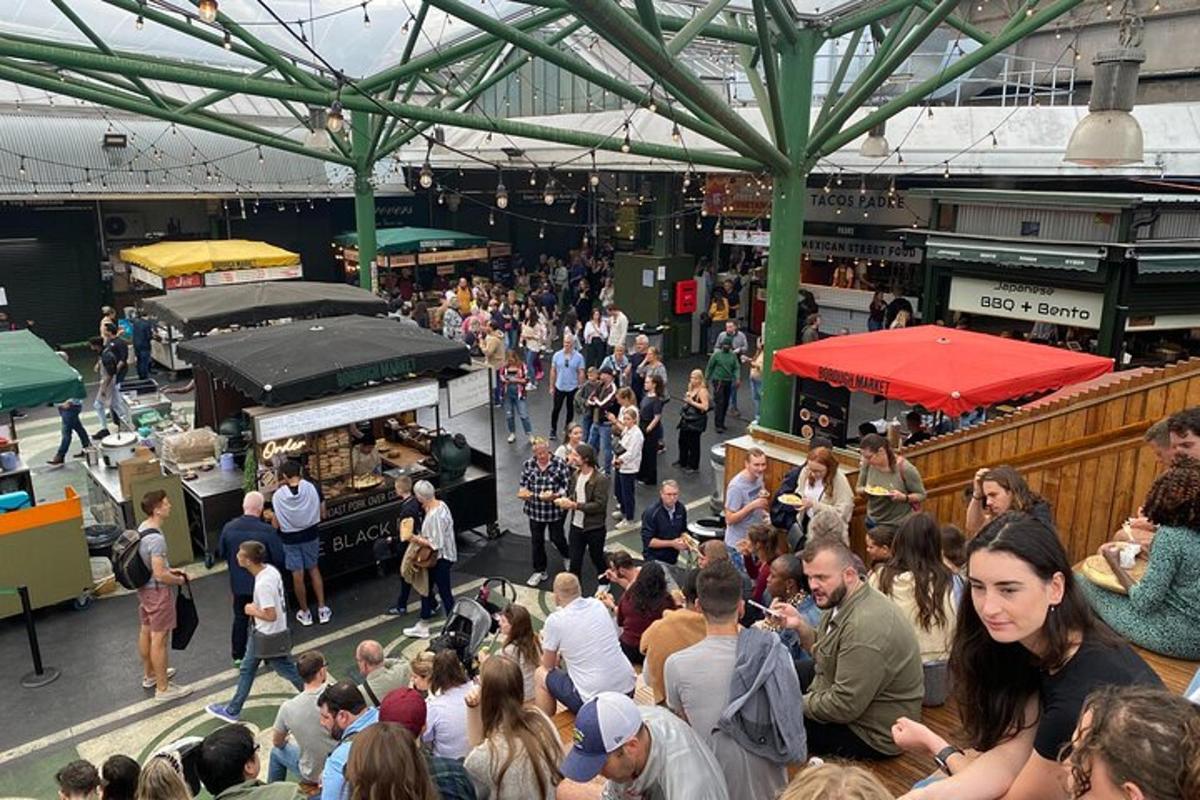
[560,692,643,782]
[378,688,427,737]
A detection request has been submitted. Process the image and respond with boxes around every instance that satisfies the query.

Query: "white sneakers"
[296,609,313,627]
[507,433,516,443]
[154,683,192,702]
[142,667,176,689]
[527,571,548,587]
[612,510,625,520]
[403,621,432,639]
[318,605,332,624]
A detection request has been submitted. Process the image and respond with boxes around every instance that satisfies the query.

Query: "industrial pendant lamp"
[325,101,345,134]
[197,0,219,23]
[860,122,890,158]
[1065,16,1146,166]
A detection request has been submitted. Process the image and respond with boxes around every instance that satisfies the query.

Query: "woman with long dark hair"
[890,513,1161,800]
[869,512,957,663]
[966,464,1054,535]
[493,604,541,702]
[603,560,677,665]
[857,433,925,534]
[345,723,439,800]
[464,655,562,800]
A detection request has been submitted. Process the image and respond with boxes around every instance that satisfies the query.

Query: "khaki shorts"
[137,585,176,633]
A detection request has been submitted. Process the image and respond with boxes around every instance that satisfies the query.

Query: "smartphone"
[747,599,782,618]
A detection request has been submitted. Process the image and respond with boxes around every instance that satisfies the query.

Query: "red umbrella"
[772,325,1113,416]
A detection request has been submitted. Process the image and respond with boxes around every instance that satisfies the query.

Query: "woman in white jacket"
[612,405,644,525]
[794,447,854,543]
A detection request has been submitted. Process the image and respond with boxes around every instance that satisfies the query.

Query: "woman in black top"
[387,475,426,616]
[637,374,664,486]
[890,513,1160,800]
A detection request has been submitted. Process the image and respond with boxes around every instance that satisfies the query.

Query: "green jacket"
[705,350,739,383]
[215,780,303,800]
[803,583,924,755]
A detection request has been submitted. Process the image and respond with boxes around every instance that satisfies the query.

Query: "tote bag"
[171,577,199,650]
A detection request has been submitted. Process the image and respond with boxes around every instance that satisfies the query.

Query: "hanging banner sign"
[802,235,922,264]
[722,229,771,247]
[948,276,1104,329]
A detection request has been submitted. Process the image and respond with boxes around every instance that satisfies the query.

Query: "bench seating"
[554,647,1197,798]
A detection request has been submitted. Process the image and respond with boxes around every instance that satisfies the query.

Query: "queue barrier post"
[0,585,61,688]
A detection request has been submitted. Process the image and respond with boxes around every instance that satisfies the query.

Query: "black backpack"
[112,528,154,589]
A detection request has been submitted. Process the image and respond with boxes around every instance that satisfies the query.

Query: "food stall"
[119,239,304,371]
[335,227,508,292]
[0,330,90,503]
[176,315,499,578]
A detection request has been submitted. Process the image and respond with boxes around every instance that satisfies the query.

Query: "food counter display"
[177,315,497,579]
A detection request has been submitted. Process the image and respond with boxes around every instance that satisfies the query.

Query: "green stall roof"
[335,227,488,256]
[0,330,86,412]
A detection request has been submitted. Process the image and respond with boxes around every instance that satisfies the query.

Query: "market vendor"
[351,434,383,478]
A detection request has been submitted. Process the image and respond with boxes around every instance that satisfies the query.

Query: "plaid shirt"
[425,753,476,800]
[520,455,571,522]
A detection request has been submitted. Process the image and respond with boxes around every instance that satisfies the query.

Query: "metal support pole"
[16,586,60,688]
[759,29,817,433]
[350,114,377,293]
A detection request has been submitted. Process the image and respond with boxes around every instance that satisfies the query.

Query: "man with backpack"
[115,489,190,701]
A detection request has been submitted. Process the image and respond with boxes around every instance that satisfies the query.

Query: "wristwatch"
[933,745,964,775]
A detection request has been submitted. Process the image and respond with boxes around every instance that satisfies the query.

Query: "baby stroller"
[429,577,516,676]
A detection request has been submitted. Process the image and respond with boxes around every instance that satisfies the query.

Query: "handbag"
[171,578,199,651]
[412,543,438,569]
[678,397,709,433]
[898,457,923,513]
[253,627,294,659]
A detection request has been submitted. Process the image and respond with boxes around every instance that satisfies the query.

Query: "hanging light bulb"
[85,168,92,186]
[682,170,692,190]
[569,200,577,214]
[589,171,600,187]
[135,14,144,29]
[538,224,545,239]
[888,176,896,196]
[621,123,631,153]
[943,161,951,179]
[197,0,219,23]
[257,146,264,164]
[991,131,999,147]
[326,100,345,133]
[714,218,722,236]
[418,162,434,189]
[859,176,867,195]
[835,169,843,186]
[488,210,495,226]
[223,30,232,49]
[362,2,371,27]
[543,178,557,206]
[437,191,445,205]
[495,178,509,209]
[671,123,681,144]
[18,156,25,177]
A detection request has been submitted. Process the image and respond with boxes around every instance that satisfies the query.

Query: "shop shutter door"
[0,234,99,348]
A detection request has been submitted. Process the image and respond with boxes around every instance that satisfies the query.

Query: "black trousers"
[805,718,892,760]
[530,517,569,572]
[678,429,703,470]
[568,525,607,580]
[550,388,577,437]
[712,380,732,430]
[231,592,253,660]
[637,427,659,484]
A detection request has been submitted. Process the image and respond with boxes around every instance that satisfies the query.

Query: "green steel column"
[758,29,818,433]
[351,112,377,292]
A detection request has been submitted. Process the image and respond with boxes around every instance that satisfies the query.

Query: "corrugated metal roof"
[0,114,408,199]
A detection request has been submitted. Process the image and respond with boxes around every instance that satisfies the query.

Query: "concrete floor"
[0,353,746,795]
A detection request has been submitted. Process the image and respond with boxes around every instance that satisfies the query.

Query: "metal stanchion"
[2,585,61,688]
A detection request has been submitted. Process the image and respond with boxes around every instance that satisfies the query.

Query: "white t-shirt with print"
[253,564,289,635]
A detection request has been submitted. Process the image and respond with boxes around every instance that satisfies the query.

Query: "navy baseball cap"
[560,692,643,782]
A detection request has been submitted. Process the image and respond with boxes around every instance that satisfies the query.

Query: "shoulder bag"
[253,626,294,660]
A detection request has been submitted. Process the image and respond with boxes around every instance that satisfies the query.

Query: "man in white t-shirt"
[533,572,635,717]
[206,541,304,722]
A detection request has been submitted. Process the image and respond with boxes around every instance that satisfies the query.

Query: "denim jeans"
[525,350,542,383]
[750,377,762,420]
[56,403,89,459]
[580,413,593,446]
[420,558,456,621]
[504,388,532,435]
[268,741,301,782]
[589,422,613,473]
[135,346,152,380]
[614,471,636,521]
[225,629,303,716]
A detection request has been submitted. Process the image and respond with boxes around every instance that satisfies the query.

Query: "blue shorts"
[545,668,585,714]
[283,539,320,571]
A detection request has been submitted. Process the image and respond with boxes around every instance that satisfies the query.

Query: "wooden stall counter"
[723,426,870,559]
[0,487,92,618]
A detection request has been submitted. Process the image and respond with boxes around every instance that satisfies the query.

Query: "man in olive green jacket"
[772,539,923,759]
[198,724,303,800]
[705,341,740,434]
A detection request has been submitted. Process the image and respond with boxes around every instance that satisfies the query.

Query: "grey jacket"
[718,626,808,765]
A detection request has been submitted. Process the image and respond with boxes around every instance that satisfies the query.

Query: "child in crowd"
[864,526,895,571]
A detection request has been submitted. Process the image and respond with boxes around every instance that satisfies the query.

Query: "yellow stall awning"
[119,239,301,278]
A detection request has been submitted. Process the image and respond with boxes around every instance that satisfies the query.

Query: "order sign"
[948,276,1104,330]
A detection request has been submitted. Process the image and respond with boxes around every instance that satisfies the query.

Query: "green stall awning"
[926,237,1104,272]
[1134,252,1200,274]
[0,330,86,412]
[335,227,488,256]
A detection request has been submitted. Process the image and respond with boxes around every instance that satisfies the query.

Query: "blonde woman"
[676,369,710,473]
[135,756,191,800]
[778,763,893,800]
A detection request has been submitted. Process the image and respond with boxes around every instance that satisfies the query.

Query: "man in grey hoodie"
[665,562,805,800]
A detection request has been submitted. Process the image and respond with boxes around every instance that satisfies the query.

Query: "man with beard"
[317,682,378,800]
[770,539,922,760]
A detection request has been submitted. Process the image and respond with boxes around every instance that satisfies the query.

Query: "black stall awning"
[142,281,387,336]
[177,315,470,406]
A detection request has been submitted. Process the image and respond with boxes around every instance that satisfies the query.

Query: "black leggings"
[550,388,576,437]
[805,718,892,760]
[678,429,703,470]
[568,525,607,580]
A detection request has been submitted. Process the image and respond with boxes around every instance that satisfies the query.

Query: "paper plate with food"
[777,493,805,507]
[863,485,892,497]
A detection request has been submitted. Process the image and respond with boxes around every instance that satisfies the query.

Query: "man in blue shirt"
[641,481,689,565]
[216,491,285,664]
[548,335,585,440]
[319,681,379,800]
